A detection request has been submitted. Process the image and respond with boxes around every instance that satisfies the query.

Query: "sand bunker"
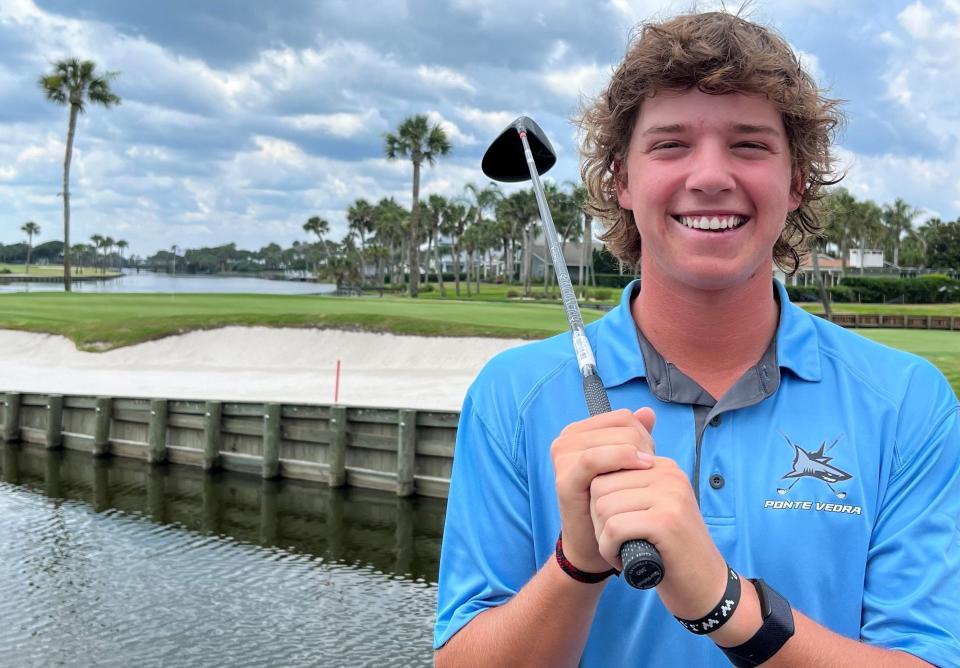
[0,328,528,411]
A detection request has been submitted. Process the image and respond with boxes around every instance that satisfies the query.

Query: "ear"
[614,157,632,209]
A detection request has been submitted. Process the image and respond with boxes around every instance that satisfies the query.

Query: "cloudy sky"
[1,0,957,258]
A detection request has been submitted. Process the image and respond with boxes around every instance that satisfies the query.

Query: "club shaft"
[516,124,663,590]
[517,128,595,377]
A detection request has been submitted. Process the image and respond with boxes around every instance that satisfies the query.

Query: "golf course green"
[0,291,955,395]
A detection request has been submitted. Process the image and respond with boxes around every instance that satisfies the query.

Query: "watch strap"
[675,564,741,635]
[720,578,795,667]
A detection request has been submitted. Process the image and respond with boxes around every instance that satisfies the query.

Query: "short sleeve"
[861,363,960,666]
[433,390,538,649]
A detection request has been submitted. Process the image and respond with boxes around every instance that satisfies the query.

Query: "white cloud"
[286,109,387,138]
[898,0,936,37]
[417,65,476,94]
[543,63,611,100]
[455,106,517,135]
[425,110,477,147]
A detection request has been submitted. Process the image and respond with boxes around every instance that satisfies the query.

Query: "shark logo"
[777,431,851,499]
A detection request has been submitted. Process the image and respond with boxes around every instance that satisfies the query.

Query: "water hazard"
[0,445,443,667]
[0,271,335,295]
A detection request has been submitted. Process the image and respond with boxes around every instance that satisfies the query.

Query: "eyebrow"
[641,123,782,137]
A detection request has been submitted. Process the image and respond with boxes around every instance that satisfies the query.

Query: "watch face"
[751,578,773,618]
[722,579,795,668]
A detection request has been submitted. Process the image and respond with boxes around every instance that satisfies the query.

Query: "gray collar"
[635,320,780,412]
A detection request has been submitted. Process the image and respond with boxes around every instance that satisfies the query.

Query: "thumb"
[634,407,656,436]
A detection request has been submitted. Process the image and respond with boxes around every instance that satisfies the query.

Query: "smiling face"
[616,89,802,292]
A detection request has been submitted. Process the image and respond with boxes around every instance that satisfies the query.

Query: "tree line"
[143,179,600,298]
[819,188,960,271]
[27,56,960,299]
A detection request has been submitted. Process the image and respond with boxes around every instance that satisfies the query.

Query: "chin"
[663,259,767,292]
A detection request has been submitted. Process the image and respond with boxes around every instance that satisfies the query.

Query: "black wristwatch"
[719,578,795,667]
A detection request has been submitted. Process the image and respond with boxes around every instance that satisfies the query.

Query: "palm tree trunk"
[453,243,461,296]
[25,238,32,274]
[522,225,533,296]
[810,240,832,319]
[433,231,445,297]
[62,103,80,292]
[408,159,421,297]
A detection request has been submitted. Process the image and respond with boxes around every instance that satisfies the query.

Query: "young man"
[435,11,959,667]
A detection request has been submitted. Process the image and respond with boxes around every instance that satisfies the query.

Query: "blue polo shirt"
[435,280,960,666]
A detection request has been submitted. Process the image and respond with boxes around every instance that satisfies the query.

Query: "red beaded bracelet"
[555,532,620,583]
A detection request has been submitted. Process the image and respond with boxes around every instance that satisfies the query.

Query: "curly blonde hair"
[579,11,844,274]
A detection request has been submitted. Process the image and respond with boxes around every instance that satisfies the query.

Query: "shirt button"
[710,474,725,490]
[709,415,722,427]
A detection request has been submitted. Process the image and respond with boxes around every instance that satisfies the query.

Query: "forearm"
[763,612,930,667]
[434,557,606,668]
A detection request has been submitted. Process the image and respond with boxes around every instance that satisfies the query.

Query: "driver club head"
[481,116,557,183]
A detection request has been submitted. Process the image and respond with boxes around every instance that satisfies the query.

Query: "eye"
[650,141,686,151]
[733,142,769,151]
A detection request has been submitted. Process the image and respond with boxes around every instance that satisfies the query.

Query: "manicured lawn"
[0,291,955,396]
[0,292,601,350]
[858,330,960,396]
[0,263,101,276]
[800,303,960,316]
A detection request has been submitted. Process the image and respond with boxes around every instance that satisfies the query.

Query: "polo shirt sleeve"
[861,360,960,666]
[433,389,537,650]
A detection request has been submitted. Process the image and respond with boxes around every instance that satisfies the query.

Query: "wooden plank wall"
[0,391,457,499]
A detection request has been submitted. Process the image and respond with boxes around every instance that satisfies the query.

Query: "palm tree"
[881,198,918,267]
[346,199,375,255]
[20,221,40,274]
[90,234,105,274]
[424,194,449,296]
[39,58,121,291]
[103,236,115,273]
[384,114,452,297]
[303,216,330,276]
[116,239,128,271]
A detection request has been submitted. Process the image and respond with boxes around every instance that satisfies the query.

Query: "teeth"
[677,215,746,231]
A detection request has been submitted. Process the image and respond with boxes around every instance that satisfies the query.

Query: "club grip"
[582,372,665,590]
[619,538,664,589]
[582,373,611,415]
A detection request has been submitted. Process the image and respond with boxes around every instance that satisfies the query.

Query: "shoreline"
[0,327,526,411]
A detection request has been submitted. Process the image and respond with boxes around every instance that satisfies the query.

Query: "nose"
[685,142,736,196]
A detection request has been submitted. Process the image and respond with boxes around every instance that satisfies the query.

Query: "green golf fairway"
[0,292,599,350]
[857,330,960,395]
[0,292,955,396]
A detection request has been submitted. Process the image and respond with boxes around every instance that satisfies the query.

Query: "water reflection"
[1,445,444,582]
[0,270,336,295]
[0,444,443,667]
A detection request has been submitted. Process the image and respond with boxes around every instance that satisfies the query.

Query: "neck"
[631,267,779,395]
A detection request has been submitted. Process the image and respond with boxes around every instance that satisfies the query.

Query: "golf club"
[482,116,664,590]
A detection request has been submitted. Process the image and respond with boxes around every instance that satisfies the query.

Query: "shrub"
[506,289,520,299]
[591,288,612,301]
[828,285,854,303]
[839,276,960,303]
[785,285,821,302]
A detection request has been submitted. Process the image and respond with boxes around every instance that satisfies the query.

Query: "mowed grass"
[0,292,600,350]
[800,303,960,316]
[0,263,101,276]
[0,291,955,396]
[858,330,960,396]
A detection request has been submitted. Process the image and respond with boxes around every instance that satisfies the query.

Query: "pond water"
[0,271,336,295]
[0,444,443,667]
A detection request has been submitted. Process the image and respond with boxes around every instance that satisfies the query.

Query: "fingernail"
[636,451,654,464]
